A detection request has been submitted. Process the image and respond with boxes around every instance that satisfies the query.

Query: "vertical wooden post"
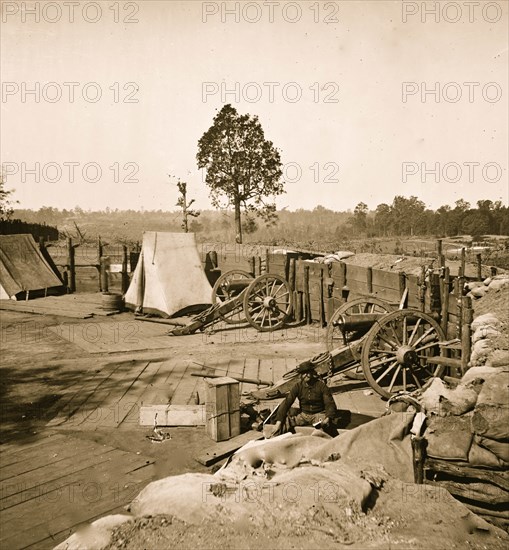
[265,248,270,274]
[67,237,76,293]
[121,245,129,293]
[98,237,104,292]
[430,273,441,317]
[248,256,256,277]
[411,436,426,484]
[339,261,348,303]
[296,291,303,322]
[303,265,311,324]
[419,266,426,312]
[288,258,296,292]
[318,267,324,327]
[476,254,482,281]
[440,267,450,337]
[367,267,373,294]
[289,258,296,322]
[100,256,109,294]
[455,268,463,339]
[437,239,445,269]
[459,248,466,278]
[257,256,262,276]
[398,272,406,303]
[295,259,303,322]
[461,296,473,374]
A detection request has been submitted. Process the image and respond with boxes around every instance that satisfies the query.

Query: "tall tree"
[374,203,391,236]
[352,202,368,233]
[196,104,284,244]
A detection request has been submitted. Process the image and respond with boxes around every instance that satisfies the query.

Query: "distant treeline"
[12,196,509,246]
[0,219,59,241]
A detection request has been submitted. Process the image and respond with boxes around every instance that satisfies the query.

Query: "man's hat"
[296,361,316,374]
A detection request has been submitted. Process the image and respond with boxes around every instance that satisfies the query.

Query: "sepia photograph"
[0,1,508,548]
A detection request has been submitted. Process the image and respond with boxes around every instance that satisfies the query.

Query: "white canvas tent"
[0,234,64,300]
[125,232,212,317]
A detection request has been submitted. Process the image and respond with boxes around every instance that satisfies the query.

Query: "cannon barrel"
[334,313,386,332]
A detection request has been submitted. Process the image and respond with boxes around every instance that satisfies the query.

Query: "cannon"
[251,298,450,401]
[169,271,293,335]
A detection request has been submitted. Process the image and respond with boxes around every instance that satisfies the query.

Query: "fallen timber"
[191,372,273,387]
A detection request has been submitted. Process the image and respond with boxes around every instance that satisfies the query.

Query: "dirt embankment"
[342,253,502,279]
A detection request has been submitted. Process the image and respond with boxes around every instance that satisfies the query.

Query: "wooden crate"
[204,376,240,442]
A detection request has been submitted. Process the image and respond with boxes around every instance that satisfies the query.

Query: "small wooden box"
[204,377,240,442]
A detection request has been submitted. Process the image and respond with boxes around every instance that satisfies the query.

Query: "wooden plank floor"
[44,356,386,432]
[0,432,154,549]
[47,319,172,354]
[0,293,119,318]
[46,358,294,431]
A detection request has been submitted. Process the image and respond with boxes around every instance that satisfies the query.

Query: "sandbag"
[129,464,373,524]
[486,351,509,368]
[54,515,132,550]
[488,278,509,292]
[425,414,474,461]
[233,433,329,469]
[475,435,509,464]
[470,286,487,299]
[309,412,416,483]
[466,281,484,291]
[460,366,501,386]
[468,442,509,468]
[472,326,502,344]
[471,371,509,441]
[471,314,502,332]
[470,339,493,366]
[420,378,478,416]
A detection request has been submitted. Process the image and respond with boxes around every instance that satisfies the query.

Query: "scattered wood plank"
[0,300,93,318]
[195,430,264,466]
[139,404,206,426]
[425,459,509,491]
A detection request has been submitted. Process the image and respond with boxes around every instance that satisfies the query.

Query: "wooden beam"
[476,254,482,281]
[67,237,76,293]
[121,245,129,293]
[424,459,509,491]
[461,295,473,374]
[440,267,450,336]
[195,430,263,466]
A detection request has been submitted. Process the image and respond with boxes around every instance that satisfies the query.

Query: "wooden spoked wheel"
[326,297,393,380]
[243,274,293,332]
[361,309,446,399]
[211,269,253,324]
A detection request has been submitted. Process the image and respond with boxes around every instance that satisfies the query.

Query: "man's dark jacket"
[276,378,337,422]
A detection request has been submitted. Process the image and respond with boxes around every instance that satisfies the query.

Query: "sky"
[1,0,508,213]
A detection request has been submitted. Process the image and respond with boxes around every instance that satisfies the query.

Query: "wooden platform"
[44,356,386,431]
[46,318,172,354]
[0,432,155,549]
[0,293,120,319]
[45,357,295,430]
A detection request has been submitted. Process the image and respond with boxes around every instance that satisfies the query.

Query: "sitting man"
[269,361,346,438]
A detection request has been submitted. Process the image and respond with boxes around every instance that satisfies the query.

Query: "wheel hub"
[263,296,276,308]
[396,345,418,366]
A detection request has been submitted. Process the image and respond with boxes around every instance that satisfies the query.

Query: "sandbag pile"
[466,274,509,300]
[421,367,509,466]
[419,366,509,529]
[469,313,507,367]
